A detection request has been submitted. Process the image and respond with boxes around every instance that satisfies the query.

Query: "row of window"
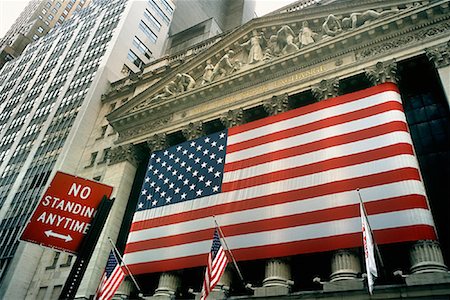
[132,36,152,59]
[148,0,171,25]
[139,20,157,43]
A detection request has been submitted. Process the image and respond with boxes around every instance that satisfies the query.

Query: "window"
[132,36,152,59]
[93,176,101,181]
[45,252,60,270]
[97,125,107,139]
[42,8,47,14]
[161,0,174,14]
[50,285,62,300]
[44,20,50,26]
[148,0,170,24]
[139,21,157,43]
[38,15,43,20]
[63,9,68,15]
[32,34,39,40]
[51,7,57,14]
[37,26,44,33]
[144,9,161,31]
[55,2,61,8]
[85,151,97,168]
[59,254,73,267]
[99,147,110,164]
[47,14,54,20]
[127,50,143,68]
[46,2,51,8]
[59,15,64,22]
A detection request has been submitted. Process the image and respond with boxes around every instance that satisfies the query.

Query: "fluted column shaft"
[330,250,361,281]
[262,258,291,287]
[154,272,181,297]
[409,240,448,273]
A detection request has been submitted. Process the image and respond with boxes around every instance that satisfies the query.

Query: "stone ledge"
[323,279,364,292]
[406,272,450,286]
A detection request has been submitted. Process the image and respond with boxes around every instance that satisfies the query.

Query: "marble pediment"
[107,0,450,144]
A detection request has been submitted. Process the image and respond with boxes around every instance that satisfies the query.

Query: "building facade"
[0,0,179,298]
[92,0,449,298]
[0,0,90,70]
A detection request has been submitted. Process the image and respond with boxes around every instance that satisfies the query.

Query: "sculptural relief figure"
[276,25,299,55]
[299,21,318,47]
[201,59,214,85]
[322,14,342,37]
[267,35,281,57]
[341,9,398,29]
[164,81,178,96]
[211,50,236,81]
[174,73,196,93]
[240,30,266,64]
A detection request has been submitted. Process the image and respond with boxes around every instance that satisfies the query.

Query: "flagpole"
[108,237,143,293]
[356,189,385,269]
[212,216,246,286]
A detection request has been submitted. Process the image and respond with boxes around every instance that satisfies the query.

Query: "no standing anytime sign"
[21,171,113,254]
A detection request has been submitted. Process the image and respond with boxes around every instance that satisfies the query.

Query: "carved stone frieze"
[263,93,289,116]
[426,40,450,68]
[108,144,141,166]
[220,109,244,128]
[147,133,167,153]
[365,60,398,85]
[182,121,204,141]
[312,78,339,101]
[118,114,173,143]
[356,21,450,60]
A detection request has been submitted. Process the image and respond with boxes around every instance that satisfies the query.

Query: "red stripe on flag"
[228,82,400,136]
[223,143,414,191]
[129,168,421,232]
[125,225,435,275]
[224,121,408,172]
[125,194,428,253]
[227,101,404,154]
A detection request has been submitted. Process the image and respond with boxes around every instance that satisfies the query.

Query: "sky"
[0,0,298,38]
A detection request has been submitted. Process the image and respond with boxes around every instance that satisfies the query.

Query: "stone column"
[263,93,289,115]
[220,108,245,128]
[114,278,134,299]
[311,78,339,101]
[330,250,361,281]
[405,240,450,286]
[426,40,450,108]
[182,121,204,141]
[364,59,398,85]
[409,240,448,274]
[254,258,292,297]
[153,272,181,298]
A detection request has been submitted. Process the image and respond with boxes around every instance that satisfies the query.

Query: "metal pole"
[108,237,142,293]
[59,196,114,300]
[212,216,246,285]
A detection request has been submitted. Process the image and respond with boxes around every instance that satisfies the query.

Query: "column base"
[323,279,364,292]
[253,285,290,297]
[406,272,450,286]
[194,289,228,300]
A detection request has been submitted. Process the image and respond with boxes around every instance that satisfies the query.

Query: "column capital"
[182,121,203,141]
[365,60,398,85]
[220,108,244,128]
[426,41,450,68]
[147,133,167,153]
[108,144,141,166]
[263,93,289,116]
[312,78,339,101]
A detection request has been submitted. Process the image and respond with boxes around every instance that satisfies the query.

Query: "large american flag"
[95,251,125,300]
[201,229,228,300]
[123,83,436,275]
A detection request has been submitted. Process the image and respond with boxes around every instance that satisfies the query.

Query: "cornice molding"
[109,1,450,145]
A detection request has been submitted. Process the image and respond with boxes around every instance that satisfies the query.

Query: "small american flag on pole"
[95,250,125,300]
[201,228,229,300]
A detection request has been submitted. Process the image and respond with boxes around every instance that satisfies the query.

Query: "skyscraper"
[0,0,90,70]
[0,0,174,297]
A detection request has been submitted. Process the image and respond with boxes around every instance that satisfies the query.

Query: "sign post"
[59,196,114,299]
